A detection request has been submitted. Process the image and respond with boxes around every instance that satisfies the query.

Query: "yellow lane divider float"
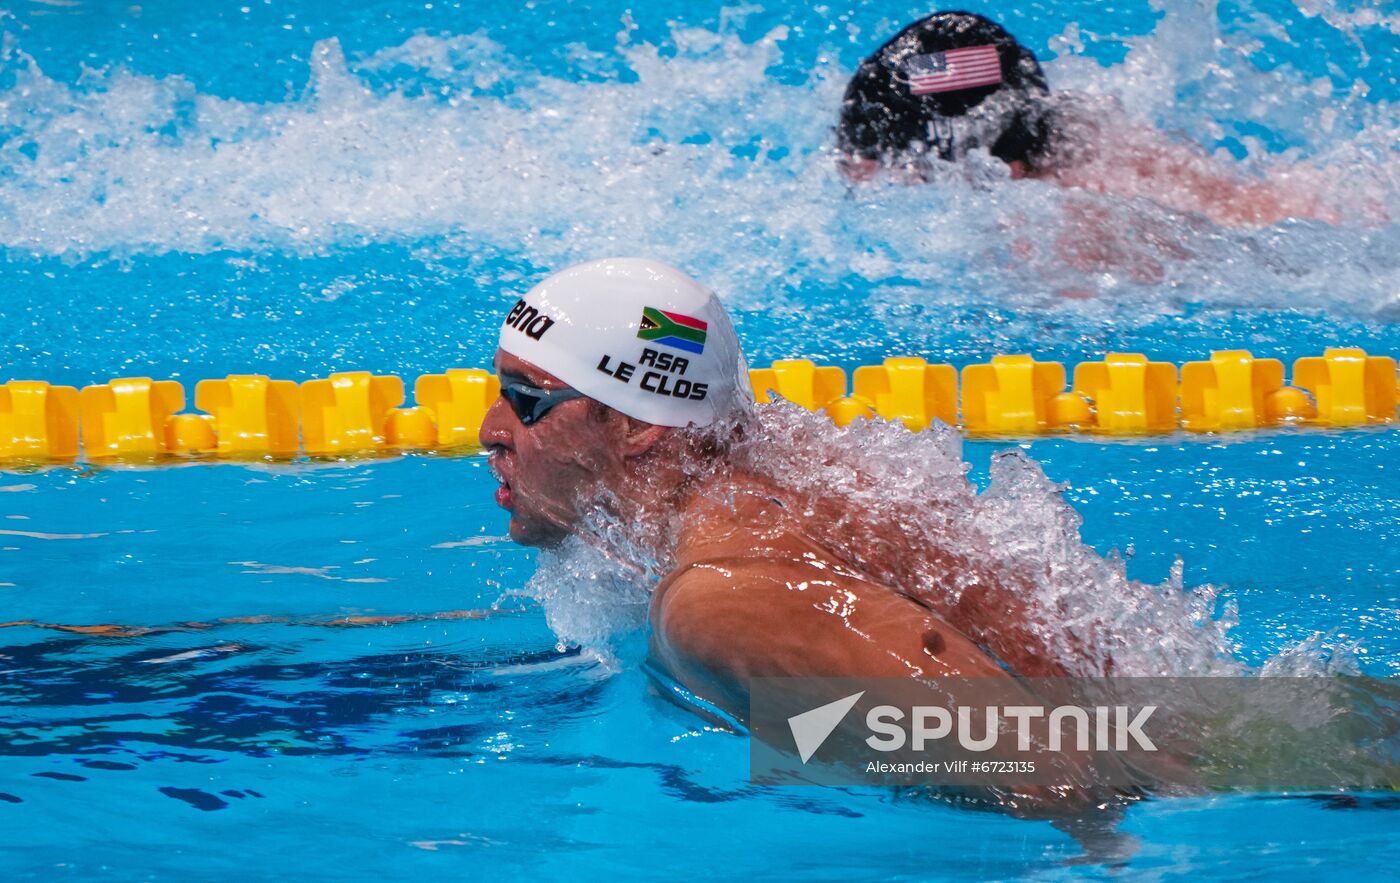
[0,381,80,460]
[1,349,1395,464]
[194,375,300,455]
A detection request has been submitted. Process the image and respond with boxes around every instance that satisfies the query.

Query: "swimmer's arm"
[651,567,1129,816]
[1035,130,1346,227]
[649,565,1012,719]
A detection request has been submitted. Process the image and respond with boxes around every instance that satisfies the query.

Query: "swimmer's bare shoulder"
[648,543,1014,720]
[648,534,1140,818]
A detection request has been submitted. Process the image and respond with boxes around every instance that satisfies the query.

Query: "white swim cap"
[497,257,753,428]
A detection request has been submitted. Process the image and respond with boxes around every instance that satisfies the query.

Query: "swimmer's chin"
[506,513,570,548]
[494,482,569,547]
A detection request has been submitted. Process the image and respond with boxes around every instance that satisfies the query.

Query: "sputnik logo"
[786,691,864,763]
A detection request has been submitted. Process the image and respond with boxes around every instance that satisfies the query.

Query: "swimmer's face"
[837,154,883,182]
[480,349,630,547]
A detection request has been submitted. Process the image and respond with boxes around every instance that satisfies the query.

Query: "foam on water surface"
[0,1,1398,317]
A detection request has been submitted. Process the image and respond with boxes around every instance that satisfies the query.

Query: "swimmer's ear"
[618,417,672,458]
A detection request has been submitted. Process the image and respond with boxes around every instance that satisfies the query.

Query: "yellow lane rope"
[2,348,1395,464]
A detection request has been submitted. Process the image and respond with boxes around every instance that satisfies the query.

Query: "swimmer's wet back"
[837,11,1053,169]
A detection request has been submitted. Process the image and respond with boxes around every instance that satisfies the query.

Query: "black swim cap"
[837,11,1051,167]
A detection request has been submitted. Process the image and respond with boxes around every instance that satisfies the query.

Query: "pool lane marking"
[0,607,530,637]
[0,528,107,540]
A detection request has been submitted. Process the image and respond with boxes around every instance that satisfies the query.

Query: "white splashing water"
[508,534,654,668]
[0,1,1397,314]
[730,402,1248,677]
[516,399,1359,677]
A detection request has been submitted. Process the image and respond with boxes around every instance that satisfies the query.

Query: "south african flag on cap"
[638,306,708,354]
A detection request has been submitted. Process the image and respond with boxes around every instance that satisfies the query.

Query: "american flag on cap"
[903,44,1003,95]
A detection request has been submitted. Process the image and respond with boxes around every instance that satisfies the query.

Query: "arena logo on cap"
[504,298,556,341]
[638,307,707,355]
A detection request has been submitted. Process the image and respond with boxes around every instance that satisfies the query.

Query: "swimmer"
[837,10,1347,227]
[480,257,1149,815]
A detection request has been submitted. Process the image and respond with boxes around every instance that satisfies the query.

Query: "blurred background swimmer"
[836,10,1358,229]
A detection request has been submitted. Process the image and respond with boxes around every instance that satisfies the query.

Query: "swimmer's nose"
[479,395,516,451]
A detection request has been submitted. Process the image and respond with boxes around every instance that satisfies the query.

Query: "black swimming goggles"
[498,374,587,426]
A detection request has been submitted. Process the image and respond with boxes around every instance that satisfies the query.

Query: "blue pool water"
[2,0,1399,878]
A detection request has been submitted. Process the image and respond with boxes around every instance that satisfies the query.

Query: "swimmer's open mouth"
[487,453,514,509]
